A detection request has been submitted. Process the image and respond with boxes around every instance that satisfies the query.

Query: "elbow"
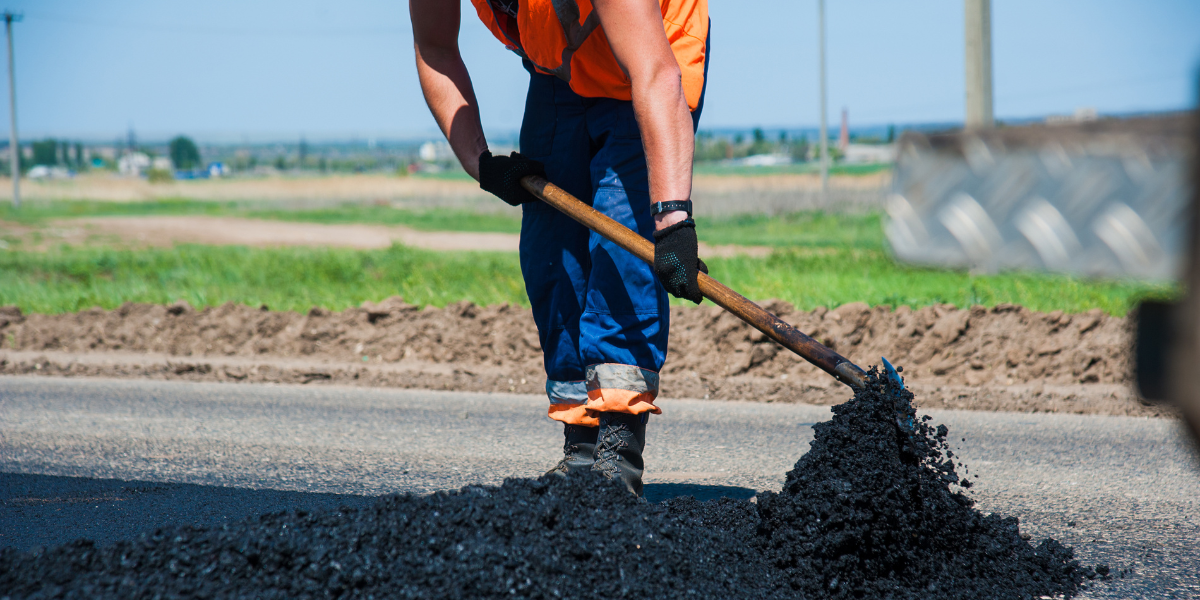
[416,40,460,64]
[630,58,684,100]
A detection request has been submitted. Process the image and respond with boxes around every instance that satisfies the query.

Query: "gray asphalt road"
[2,376,1198,598]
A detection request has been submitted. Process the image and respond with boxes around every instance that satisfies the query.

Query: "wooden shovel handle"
[521,175,868,391]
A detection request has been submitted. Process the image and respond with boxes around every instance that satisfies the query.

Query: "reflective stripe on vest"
[470,0,708,111]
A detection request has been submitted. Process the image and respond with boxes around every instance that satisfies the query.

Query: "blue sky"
[8,0,1200,141]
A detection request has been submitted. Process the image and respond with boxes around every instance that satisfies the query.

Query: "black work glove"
[653,219,709,304]
[478,150,546,206]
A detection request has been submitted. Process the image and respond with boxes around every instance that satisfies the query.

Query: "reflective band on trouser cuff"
[546,379,597,426]
[584,363,661,416]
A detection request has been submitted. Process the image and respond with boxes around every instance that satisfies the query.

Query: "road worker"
[410,0,709,495]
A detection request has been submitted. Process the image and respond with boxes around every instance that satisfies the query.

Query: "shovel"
[520,175,905,394]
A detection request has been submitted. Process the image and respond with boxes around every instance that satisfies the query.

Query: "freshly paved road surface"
[1,376,1197,598]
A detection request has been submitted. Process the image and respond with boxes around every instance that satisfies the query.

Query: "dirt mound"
[0,298,1151,415]
[666,300,1128,387]
[0,373,1104,599]
[0,299,544,387]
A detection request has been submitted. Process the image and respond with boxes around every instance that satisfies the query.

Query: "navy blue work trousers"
[518,58,706,426]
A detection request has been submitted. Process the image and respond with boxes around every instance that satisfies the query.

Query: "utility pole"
[817,0,828,205]
[964,0,993,129]
[4,10,20,208]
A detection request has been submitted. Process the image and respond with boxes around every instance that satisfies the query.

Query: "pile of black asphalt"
[665,370,1107,599]
[0,371,1104,600]
[2,472,780,600]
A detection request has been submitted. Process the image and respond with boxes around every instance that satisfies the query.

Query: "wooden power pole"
[817,0,828,205]
[4,10,20,208]
[964,0,993,129]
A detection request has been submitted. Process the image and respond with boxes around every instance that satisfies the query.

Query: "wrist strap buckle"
[651,200,693,217]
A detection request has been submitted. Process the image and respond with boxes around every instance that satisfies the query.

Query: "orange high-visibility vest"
[470,0,708,111]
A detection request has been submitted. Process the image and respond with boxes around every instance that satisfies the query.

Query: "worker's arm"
[411,0,544,205]
[591,0,695,231]
[410,0,487,179]
[593,0,706,303]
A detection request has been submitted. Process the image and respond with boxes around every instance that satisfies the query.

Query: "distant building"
[418,141,454,162]
[27,165,72,180]
[735,153,792,167]
[118,152,151,177]
[152,156,173,171]
[842,143,895,164]
[1046,107,1099,125]
[93,146,119,161]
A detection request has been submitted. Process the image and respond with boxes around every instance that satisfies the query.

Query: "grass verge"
[409,162,892,179]
[0,243,1170,316]
[0,199,523,234]
[0,244,526,314]
[0,199,882,247]
[696,213,884,249]
[713,248,1173,317]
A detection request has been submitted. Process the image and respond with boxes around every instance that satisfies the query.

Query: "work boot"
[592,412,647,496]
[545,424,598,477]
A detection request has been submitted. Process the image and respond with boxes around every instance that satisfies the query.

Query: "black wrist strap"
[651,200,692,216]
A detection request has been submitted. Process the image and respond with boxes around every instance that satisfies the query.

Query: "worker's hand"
[478,150,546,206]
[653,219,708,304]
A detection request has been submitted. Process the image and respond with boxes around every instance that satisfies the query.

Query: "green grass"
[241,205,522,233]
[709,248,1173,317]
[410,170,477,182]
[0,242,1171,316]
[696,213,885,249]
[0,244,526,314]
[1,199,879,246]
[406,164,892,179]
[0,198,1173,316]
[0,198,236,224]
[0,199,523,234]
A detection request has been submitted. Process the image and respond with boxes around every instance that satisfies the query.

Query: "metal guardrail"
[887,114,1192,280]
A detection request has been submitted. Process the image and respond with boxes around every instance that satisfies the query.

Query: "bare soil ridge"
[0,299,1162,417]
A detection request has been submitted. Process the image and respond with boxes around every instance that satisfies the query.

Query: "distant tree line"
[169,136,202,170]
[30,139,88,170]
[20,133,425,177]
[694,124,898,164]
[227,152,413,174]
[694,128,809,163]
